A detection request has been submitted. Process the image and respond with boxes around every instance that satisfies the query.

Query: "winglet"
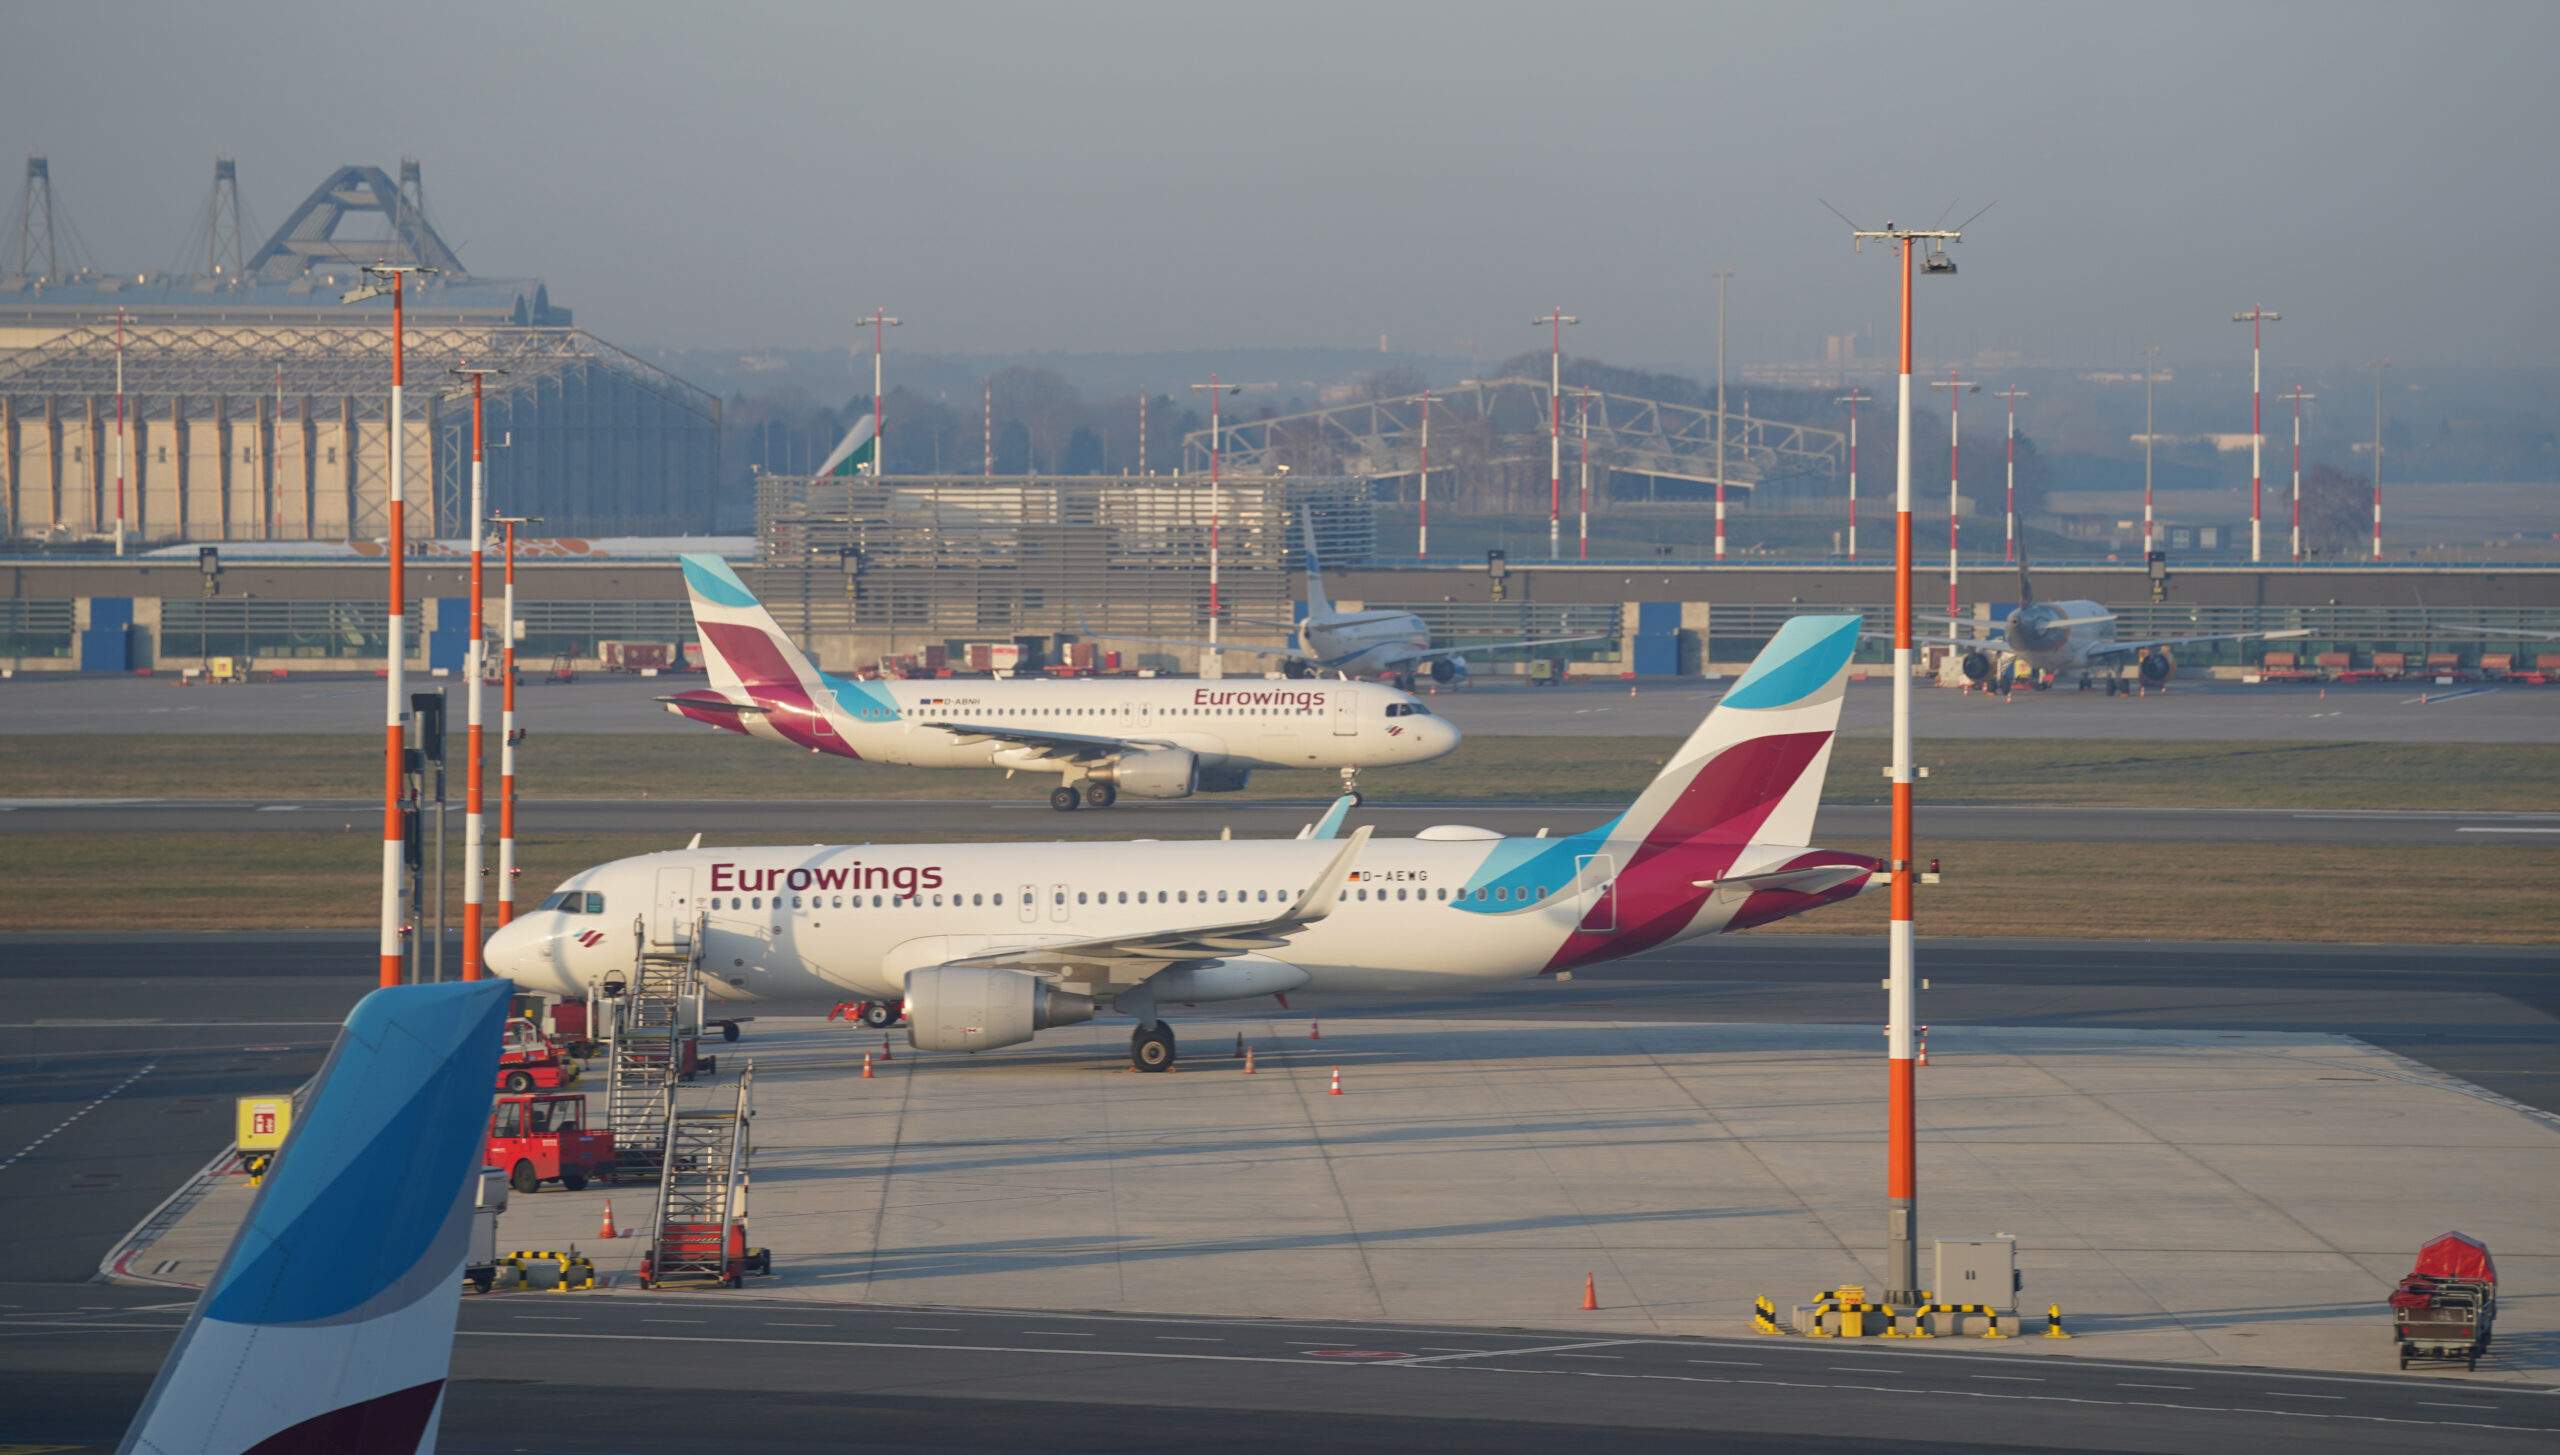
[1288,824,1374,921]
[1307,793,1355,840]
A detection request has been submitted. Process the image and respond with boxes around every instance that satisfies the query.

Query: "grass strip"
[4,833,2549,944]
[4,734,2553,811]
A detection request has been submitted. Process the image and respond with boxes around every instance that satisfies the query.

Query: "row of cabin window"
[701,882,1549,913]
[871,704,1432,720]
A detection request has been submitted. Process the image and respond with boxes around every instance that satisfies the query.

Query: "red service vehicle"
[496,1016,581,1094]
[486,1093,616,1194]
[2390,1231,2497,1371]
[600,640,685,672]
[639,1221,773,1290]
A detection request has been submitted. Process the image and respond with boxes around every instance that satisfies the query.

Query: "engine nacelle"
[1429,657,1461,683]
[1099,746,1197,799]
[2138,648,2176,684]
[903,965,1094,1053]
[1961,651,1996,683]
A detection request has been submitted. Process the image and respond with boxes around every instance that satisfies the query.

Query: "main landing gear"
[1131,1022,1177,1073]
[1052,782,1118,812]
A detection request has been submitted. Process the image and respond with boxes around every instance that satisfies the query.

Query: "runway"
[5,1287,2551,1453]
[7,796,2553,845]
[5,670,2553,742]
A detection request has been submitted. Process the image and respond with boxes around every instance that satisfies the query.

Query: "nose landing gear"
[1338,765,1364,806]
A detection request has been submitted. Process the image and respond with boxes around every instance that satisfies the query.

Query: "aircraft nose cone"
[483,916,561,991]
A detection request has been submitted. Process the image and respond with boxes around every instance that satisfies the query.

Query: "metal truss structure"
[751,473,1372,648]
[1182,377,1845,493]
[246,162,467,283]
[1,321,719,541]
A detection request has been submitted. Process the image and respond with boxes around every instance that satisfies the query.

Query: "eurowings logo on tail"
[118,980,510,1455]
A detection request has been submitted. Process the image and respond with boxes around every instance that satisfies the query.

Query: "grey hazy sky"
[7,1,2553,372]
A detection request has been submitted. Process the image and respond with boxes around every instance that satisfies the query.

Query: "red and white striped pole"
[983,379,994,477]
[2234,308,2279,563]
[1931,372,1978,617]
[2280,385,2314,561]
[2370,358,2389,560]
[375,269,412,989]
[1850,217,1964,1308]
[494,514,530,926]
[456,366,501,978]
[1189,375,1240,668]
[1997,385,2028,563]
[1417,388,1432,558]
[1889,236,1920,1302]
[1534,308,1577,559]
[1836,388,1868,560]
[1577,386,1592,560]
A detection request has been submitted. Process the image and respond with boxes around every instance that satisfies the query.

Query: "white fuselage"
[2001,599,2120,675]
[485,831,1853,1013]
[1298,609,1437,678]
[677,674,1457,777]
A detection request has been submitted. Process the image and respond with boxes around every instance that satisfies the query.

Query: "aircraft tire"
[1086,782,1118,809]
[1051,786,1082,812]
[719,1021,741,1042]
[860,1001,898,1029]
[1131,1025,1176,1073]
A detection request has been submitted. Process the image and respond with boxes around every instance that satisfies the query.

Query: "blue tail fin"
[118,980,510,1455]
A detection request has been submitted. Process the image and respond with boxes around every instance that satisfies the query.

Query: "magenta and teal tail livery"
[118,980,510,1455]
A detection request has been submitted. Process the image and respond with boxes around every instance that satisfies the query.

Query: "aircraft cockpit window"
[544,891,605,914]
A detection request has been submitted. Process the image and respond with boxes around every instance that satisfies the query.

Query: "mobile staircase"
[640,1064,769,1289]
[602,911,707,1180]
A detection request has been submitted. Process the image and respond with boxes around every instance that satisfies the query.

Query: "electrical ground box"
[1936,1236,2019,1309]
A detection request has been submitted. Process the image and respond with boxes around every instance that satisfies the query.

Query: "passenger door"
[1573,853,1617,933]
[1332,690,1357,736]
[653,867,695,945]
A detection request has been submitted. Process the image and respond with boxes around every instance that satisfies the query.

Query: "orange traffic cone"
[1309,1017,1321,1041]
[1233,1032,1245,1058]
[1329,1066,1342,1095]
[1244,1046,1256,1074]
[880,1034,892,1062]
[1581,1273,1599,1310]
[862,1052,874,1079]
[599,1200,619,1239]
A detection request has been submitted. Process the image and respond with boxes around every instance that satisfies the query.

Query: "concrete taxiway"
[4,671,2553,742]
[7,796,2551,847]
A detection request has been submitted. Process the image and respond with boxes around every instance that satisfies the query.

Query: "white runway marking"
[0,1060,156,1173]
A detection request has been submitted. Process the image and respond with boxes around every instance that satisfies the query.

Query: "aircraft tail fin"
[117,980,510,1455]
[811,413,879,478]
[1609,615,1859,851]
[1298,510,1334,620]
[681,552,825,704]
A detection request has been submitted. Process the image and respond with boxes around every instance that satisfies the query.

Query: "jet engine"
[1961,650,1996,684]
[1098,747,1198,799]
[1429,657,1461,683]
[2138,648,2175,684]
[904,966,1093,1053]
[1194,765,1252,793]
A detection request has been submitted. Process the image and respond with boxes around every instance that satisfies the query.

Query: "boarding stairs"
[603,911,705,1180]
[644,1065,755,1289]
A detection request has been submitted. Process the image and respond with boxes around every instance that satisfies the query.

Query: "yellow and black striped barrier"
[1752,1296,1782,1335]
[1921,1302,2008,1338]
[502,1250,597,1291]
[2043,1303,2072,1338]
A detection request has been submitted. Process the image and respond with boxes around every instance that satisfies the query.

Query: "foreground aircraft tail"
[1610,614,1859,851]
[119,980,510,1455]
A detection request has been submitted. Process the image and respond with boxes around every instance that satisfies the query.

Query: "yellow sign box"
[236,1096,292,1151]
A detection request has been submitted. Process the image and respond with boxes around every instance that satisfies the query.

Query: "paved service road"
[5,671,2554,742]
[8,796,2553,846]
[4,1291,2551,1453]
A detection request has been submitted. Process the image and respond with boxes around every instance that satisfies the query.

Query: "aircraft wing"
[1407,634,1610,661]
[2083,627,2311,661]
[945,826,1374,973]
[1076,626,1301,660]
[917,719,1175,763]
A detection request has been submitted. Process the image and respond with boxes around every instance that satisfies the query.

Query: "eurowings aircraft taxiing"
[1920,550,2307,695]
[490,615,1879,1072]
[661,554,1458,809]
[1096,515,1604,689]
